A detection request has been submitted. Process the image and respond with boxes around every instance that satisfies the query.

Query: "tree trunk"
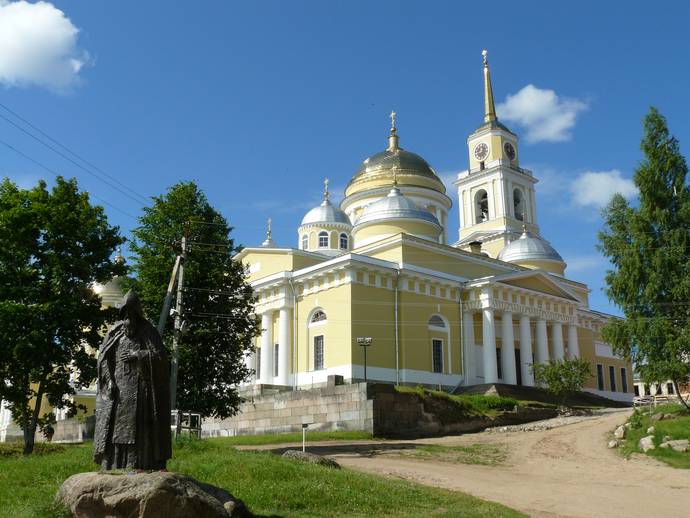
[23,380,45,455]
[673,379,690,412]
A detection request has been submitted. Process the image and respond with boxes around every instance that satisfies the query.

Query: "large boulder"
[639,435,656,453]
[660,439,690,453]
[613,425,626,440]
[282,450,340,469]
[56,472,251,518]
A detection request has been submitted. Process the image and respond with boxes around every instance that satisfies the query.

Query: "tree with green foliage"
[128,181,258,419]
[598,108,690,411]
[0,177,124,454]
[533,358,591,407]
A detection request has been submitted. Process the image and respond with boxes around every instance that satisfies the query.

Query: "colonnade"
[244,307,292,386]
[464,308,580,386]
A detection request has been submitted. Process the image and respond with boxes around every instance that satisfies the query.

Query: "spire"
[261,217,275,247]
[114,246,125,264]
[387,110,399,151]
[482,50,497,123]
[322,177,330,203]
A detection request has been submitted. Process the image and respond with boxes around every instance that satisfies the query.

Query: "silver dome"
[355,186,441,227]
[497,231,564,263]
[301,199,352,226]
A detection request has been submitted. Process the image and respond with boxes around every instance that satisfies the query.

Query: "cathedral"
[237,51,633,401]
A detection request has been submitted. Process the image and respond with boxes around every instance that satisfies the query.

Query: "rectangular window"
[667,383,675,395]
[496,347,502,380]
[314,335,324,371]
[608,365,617,392]
[256,349,261,379]
[274,344,279,377]
[644,384,650,396]
[634,385,640,397]
[432,339,443,373]
[620,368,628,393]
[597,364,605,391]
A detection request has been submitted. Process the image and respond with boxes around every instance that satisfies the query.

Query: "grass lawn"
[619,403,690,469]
[0,437,525,518]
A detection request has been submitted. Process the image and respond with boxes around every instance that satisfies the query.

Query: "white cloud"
[571,170,637,208]
[0,1,90,91]
[497,84,588,143]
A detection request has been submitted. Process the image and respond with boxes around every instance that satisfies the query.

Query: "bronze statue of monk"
[94,290,172,470]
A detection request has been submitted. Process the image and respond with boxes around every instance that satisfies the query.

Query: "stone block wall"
[202,380,373,437]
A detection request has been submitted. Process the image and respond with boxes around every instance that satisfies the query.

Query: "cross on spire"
[266,217,272,238]
[390,110,396,131]
[323,177,330,201]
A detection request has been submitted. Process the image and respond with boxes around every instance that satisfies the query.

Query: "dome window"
[301,234,308,250]
[339,233,349,250]
[475,189,489,223]
[318,231,329,248]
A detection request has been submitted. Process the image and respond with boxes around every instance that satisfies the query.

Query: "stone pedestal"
[56,471,251,517]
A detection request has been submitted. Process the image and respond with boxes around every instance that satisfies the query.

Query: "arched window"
[318,231,329,248]
[513,189,525,221]
[428,315,446,328]
[339,233,348,250]
[301,234,308,250]
[475,189,489,223]
[310,310,327,323]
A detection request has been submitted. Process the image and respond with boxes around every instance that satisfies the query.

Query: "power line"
[0,107,149,206]
[0,137,138,221]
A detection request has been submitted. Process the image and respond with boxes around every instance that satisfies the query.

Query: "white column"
[482,307,498,384]
[552,322,565,361]
[276,307,290,385]
[259,311,273,384]
[244,348,256,384]
[519,315,535,386]
[500,312,517,385]
[463,310,476,384]
[535,319,549,365]
[568,324,580,358]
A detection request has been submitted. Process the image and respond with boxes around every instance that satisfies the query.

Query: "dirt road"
[252,409,689,517]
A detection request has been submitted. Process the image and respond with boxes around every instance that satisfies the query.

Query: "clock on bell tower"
[452,50,542,259]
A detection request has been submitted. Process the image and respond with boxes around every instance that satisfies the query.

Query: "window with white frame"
[620,367,628,393]
[318,231,329,248]
[475,189,489,223]
[310,310,327,323]
[428,315,446,328]
[514,188,525,220]
[339,233,348,250]
[608,365,617,392]
[432,339,443,373]
[301,234,308,250]
[596,364,604,391]
[314,335,324,371]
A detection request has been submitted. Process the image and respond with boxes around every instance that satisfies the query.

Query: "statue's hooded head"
[119,290,144,337]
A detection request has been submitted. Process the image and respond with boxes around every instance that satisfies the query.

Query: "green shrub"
[533,358,591,407]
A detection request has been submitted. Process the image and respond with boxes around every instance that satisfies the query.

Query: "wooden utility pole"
[170,226,188,411]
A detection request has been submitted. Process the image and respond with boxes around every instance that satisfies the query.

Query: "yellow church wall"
[295,284,352,375]
[345,173,445,198]
[240,250,323,283]
[577,327,632,394]
[350,283,462,376]
[353,221,440,246]
[400,245,506,280]
[514,259,565,276]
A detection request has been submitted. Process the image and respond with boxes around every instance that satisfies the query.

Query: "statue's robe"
[94,319,172,470]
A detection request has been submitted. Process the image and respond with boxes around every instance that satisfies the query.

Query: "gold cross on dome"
[390,110,396,131]
[267,217,272,237]
[323,178,330,200]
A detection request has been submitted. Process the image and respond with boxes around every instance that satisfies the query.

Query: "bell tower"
[453,50,541,258]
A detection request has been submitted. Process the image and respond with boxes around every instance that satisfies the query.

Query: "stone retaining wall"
[202,378,373,437]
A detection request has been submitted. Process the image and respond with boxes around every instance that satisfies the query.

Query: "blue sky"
[1,1,689,315]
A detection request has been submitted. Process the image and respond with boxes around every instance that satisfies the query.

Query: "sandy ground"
[247,409,690,518]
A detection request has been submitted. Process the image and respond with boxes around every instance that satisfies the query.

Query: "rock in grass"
[646,426,655,434]
[282,450,341,469]
[56,471,251,517]
[613,425,626,439]
[660,439,690,453]
[639,436,656,452]
[608,439,620,449]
